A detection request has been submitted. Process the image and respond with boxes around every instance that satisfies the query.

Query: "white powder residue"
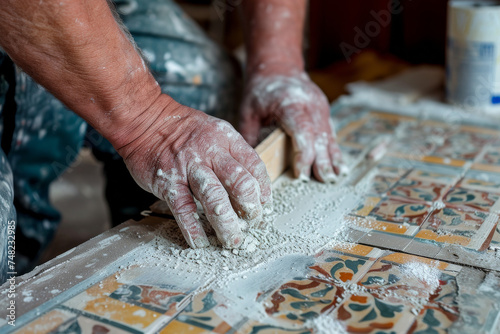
[133,309,147,317]
[478,272,500,294]
[109,174,365,325]
[401,261,441,290]
[304,313,347,334]
[22,290,33,303]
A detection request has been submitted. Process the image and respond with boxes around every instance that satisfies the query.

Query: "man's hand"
[0,0,273,249]
[240,67,345,182]
[240,0,346,182]
[118,99,272,249]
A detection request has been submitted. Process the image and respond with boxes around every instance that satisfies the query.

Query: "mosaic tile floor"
[10,243,500,334]
[3,107,500,334]
[336,110,500,265]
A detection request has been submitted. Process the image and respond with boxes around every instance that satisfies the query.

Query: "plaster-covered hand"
[240,68,345,182]
[119,99,272,249]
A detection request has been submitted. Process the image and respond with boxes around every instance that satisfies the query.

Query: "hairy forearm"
[241,0,306,75]
[0,0,168,148]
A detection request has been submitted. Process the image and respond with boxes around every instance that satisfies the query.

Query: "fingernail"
[262,202,274,216]
[324,172,338,183]
[298,173,310,182]
[193,236,210,248]
[223,233,244,249]
[298,165,310,182]
[339,163,350,176]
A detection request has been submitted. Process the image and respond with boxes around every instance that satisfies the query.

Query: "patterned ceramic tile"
[311,251,373,284]
[62,274,171,333]
[337,117,368,140]
[262,277,341,326]
[159,290,240,334]
[358,259,437,299]
[369,198,432,226]
[357,114,400,134]
[423,207,494,236]
[366,175,399,196]
[333,292,416,333]
[433,131,496,161]
[50,314,135,334]
[352,253,460,334]
[415,208,499,251]
[260,251,374,327]
[388,137,439,159]
[409,304,459,334]
[340,145,364,159]
[327,243,384,259]
[453,272,500,334]
[429,272,460,307]
[378,253,455,272]
[387,121,454,159]
[388,178,449,203]
[405,163,462,186]
[395,120,456,141]
[374,157,412,178]
[342,129,380,147]
[421,156,467,168]
[238,321,311,334]
[340,144,366,168]
[65,296,164,331]
[443,187,500,213]
[14,308,76,334]
[346,215,419,236]
[109,284,192,316]
[460,170,500,194]
[351,197,382,217]
[476,143,500,166]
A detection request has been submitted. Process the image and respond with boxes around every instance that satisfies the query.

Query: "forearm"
[0,0,169,148]
[241,0,306,76]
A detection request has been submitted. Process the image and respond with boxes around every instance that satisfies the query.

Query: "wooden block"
[255,128,292,182]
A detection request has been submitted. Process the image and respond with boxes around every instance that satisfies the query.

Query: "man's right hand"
[0,0,273,249]
[116,97,272,249]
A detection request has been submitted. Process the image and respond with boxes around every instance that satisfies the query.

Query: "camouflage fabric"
[0,0,239,282]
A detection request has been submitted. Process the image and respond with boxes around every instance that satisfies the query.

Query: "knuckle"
[233,173,259,198]
[203,184,228,207]
[172,198,196,215]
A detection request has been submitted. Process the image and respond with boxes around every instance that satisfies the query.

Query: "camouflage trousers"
[0,0,239,283]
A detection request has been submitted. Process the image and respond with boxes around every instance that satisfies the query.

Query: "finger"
[212,154,263,228]
[290,131,315,181]
[230,138,272,216]
[188,165,245,248]
[327,118,349,176]
[329,141,348,176]
[280,110,316,181]
[312,132,338,183]
[162,184,210,248]
[239,106,261,147]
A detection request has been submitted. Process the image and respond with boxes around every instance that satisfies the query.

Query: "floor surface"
[40,149,111,264]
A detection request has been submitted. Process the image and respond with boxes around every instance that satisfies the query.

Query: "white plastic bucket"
[446,1,500,112]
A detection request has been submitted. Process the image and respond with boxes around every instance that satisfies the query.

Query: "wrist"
[246,57,304,80]
[105,92,181,155]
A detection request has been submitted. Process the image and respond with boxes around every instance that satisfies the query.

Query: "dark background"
[174,0,448,69]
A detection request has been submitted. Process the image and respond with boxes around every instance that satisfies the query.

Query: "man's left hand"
[239,67,345,182]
